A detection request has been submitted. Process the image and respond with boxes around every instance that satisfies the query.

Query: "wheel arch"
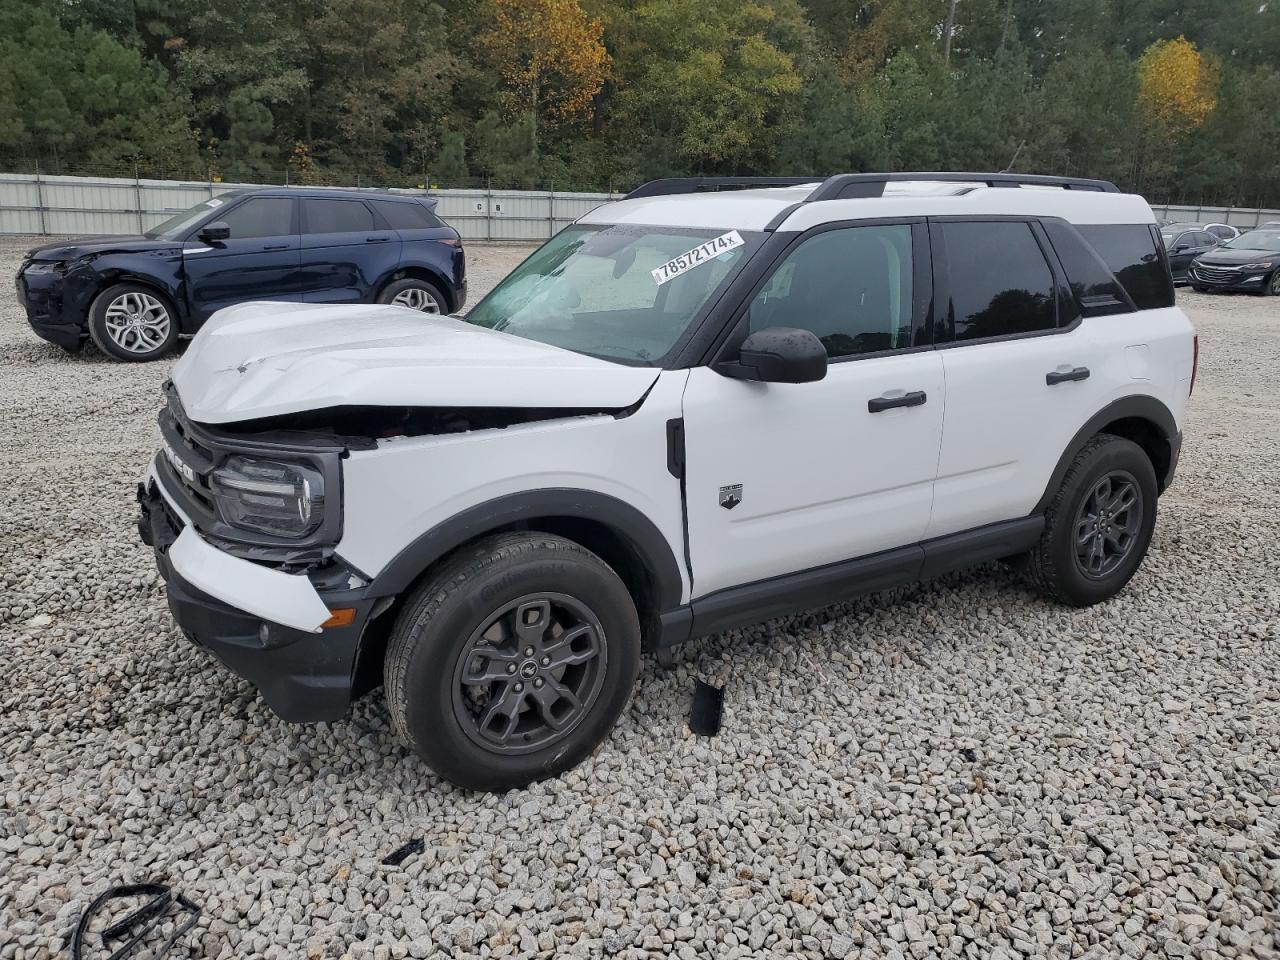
[91,271,185,322]
[374,265,455,310]
[348,490,686,698]
[1034,395,1179,515]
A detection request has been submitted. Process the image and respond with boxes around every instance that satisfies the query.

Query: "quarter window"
[941,221,1056,341]
[303,199,376,234]
[1077,224,1174,310]
[748,224,916,359]
[375,200,442,230]
[220,198,293,240]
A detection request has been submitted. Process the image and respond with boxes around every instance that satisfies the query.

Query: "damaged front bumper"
[139,462,376,722]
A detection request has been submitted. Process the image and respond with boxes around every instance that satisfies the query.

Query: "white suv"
[138,173,1196,790]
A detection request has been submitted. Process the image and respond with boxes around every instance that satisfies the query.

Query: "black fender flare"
[359,488,686,610]
[1033,394,1179,514]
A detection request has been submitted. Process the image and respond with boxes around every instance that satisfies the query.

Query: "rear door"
[182,196,300,322]
[926,219,1109,539]
[299,198,402,304]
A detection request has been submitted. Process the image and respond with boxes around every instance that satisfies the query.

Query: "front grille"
[1192,265,1240,284]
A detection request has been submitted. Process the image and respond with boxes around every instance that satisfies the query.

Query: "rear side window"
[1077,225,1173,310]
[941,221,1055,341]
[1041,220,1132,317]
[221,197,293,239]
[375,200,442,230]
[303,198,376,234]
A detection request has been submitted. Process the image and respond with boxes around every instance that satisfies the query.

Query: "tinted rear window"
[942,221,1056,341]
[1041,220,1132,317]
[375,200,442,230]
[1077,224,1173,310]
[303,198,375,234]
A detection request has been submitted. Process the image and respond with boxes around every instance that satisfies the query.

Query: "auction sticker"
[652,231,744,286]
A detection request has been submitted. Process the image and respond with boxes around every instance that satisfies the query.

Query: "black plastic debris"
[381,838,424,867]
[689,680,724,737]
[72,882,200,960]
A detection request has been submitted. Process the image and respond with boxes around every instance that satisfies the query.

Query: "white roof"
[578,180,1156,232]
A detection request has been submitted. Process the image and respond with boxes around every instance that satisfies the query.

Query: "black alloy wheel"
[1072,471,1143,580]
[451,593,607,754]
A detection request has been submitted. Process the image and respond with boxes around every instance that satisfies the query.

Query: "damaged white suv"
[139,173,1196,790]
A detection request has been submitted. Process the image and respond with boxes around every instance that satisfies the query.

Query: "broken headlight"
[210,456,325,539]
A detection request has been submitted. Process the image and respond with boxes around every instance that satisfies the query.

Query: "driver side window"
[749,224,916,359]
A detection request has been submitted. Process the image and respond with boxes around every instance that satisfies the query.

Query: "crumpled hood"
[171,301,660,424]
[26,235,182,261]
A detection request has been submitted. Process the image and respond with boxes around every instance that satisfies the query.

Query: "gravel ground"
[1,234,1277,960]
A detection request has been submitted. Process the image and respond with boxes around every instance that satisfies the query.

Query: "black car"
[1158,222,1220,284]
[1188,228,1280,295]
[15,188,466,361]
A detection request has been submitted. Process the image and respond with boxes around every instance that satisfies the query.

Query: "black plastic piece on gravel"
[381,838,425,867]
[72,882,201,960]
[689,680,724,737]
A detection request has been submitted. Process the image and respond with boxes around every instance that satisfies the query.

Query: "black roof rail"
[806,172,1120,200]
[624,177,819,200]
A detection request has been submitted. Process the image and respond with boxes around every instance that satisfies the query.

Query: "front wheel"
[377,277,447,314]
[383,532,641,791]
[1024,435,1158,607]
[1263,270,1280,296]
[88,283,179,361]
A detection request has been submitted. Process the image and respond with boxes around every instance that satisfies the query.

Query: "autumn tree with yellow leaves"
[478,0,610,129]
[1132,36,1219,194]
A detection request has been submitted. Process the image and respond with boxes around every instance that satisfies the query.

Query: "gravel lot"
[1,234,1277,960]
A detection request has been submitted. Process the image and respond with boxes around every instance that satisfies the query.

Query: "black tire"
[1263,270,1280,296]
[88,282,179,361]
[384,532,641,791]
[376,277,447,314]
[1191,285,1209,293]
[1024,435,1158,607]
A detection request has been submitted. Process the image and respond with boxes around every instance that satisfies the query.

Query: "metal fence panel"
[1148,204,1280,229]
[0,172,620,241]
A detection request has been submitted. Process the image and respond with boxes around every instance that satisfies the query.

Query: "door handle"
[263,243,290,251]
[365,236,390,243]
[868,390,927,413]
[1046,366,1090,385]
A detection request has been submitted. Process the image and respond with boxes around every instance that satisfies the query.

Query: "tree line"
[1,0,1277,205]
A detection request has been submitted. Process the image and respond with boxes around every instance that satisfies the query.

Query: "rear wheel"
[377,277,447,313]
[88,283,179,361]
[383,532,641,791]
[1024,435,1158,607]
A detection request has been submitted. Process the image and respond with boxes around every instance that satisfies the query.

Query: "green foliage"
[0,0,1277,203]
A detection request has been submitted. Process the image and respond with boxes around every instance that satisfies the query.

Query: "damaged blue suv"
[16,187,466,361]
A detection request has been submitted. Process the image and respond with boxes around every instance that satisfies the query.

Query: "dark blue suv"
[16,188,466,361]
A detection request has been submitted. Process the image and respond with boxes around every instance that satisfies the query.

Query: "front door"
[299,198,402,304]
[182,196,300,323]
[682,222,945,598]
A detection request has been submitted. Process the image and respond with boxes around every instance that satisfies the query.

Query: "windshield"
[464,224,762,364]
[144,197,228,240]
[1224,230,1280,253]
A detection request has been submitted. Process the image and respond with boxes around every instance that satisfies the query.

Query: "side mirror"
[199,220,231,242]
[715,327,827,384]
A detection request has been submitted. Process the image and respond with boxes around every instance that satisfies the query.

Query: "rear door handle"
[868,390,927,413]
[365,236,390,243]
[1046,366,1090,385]
[263,243,290,251]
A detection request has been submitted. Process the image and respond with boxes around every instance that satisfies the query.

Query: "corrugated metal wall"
[0,172,621,240]
[1148,204,1280,229]
[4,171,1277,238]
